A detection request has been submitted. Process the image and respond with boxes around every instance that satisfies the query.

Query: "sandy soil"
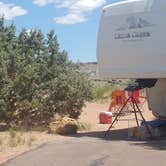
[0,101,154,164]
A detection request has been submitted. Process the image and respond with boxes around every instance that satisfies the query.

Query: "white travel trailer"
[97,0,166,118]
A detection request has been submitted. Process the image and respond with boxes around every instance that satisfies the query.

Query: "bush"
[93,84,117,101]
[8,128,17,139]
[0,18,93,128]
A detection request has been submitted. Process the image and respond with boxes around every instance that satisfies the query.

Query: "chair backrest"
[111,90,126,106]
[109,89,147,112]
[128,90,140,104]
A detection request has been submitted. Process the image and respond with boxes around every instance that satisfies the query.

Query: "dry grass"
[0,130,61,164]
[49,117,92,135]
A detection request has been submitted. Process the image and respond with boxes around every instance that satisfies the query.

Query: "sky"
[1,0,124,62]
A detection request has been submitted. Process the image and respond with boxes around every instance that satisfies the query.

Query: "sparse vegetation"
[93,84,118,101]
[8,137,17,148]
[0,130,37,149]
[91,79,133,102]
[8,128,19,147]
[16,135,23,145]
[27,135,36,147]
[8,128,16,139]
[77,122,92,131]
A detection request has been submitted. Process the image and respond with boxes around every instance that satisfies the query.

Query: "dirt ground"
[0,101,155,164]
[79,101,155,131]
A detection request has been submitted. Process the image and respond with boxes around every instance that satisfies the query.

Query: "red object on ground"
[99,112,112,124]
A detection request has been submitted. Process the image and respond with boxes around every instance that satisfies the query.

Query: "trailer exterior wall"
[147,79,166,118]
[97,0,166,79]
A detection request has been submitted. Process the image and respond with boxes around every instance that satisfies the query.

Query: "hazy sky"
[1,0,123,62]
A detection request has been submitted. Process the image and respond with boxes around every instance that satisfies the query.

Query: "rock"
[48,117,78,135]
[129,125,166,140]
[129,125,153,140]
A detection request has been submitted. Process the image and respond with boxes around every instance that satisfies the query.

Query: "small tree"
[0,18,93,128]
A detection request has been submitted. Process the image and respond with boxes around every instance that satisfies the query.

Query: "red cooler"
[99,112,113,124]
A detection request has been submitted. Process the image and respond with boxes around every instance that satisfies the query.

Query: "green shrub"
[0,17,93,127]
[8,128,17,147]
[8,128,17,139]
[93,84,117,101]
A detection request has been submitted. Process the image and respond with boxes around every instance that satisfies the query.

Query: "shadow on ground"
[68,128,166,151]
[76,128,130,141]
[130,141,166,151]
[73,129,136,141]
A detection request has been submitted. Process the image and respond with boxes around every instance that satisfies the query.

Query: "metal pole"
[104,97,131,138]
[131,97,139,127]
[132,97,153,139]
